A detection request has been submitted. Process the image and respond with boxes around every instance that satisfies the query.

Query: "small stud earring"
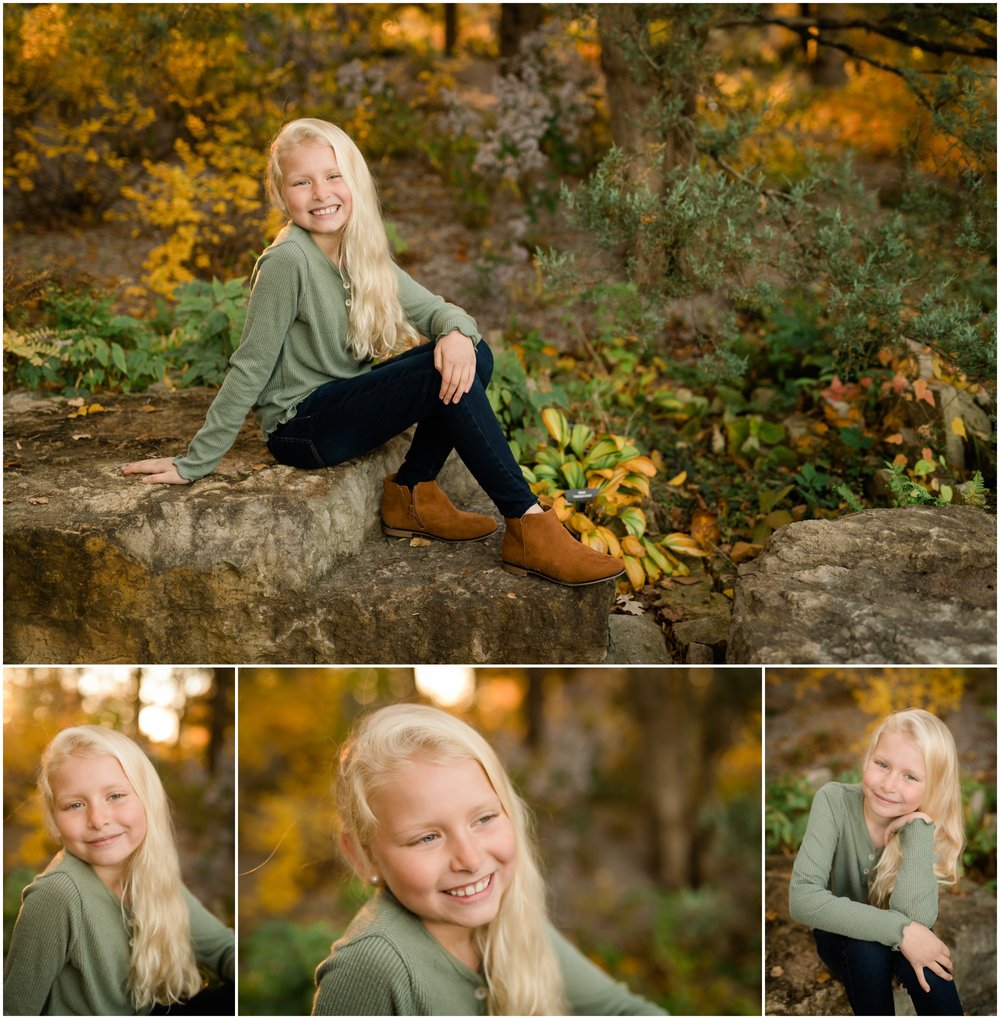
[371,874,380,885]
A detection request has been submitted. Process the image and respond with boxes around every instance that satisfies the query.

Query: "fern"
[3,326,64,367]
[963,471,989,509]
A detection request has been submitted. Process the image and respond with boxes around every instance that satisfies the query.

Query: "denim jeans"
[813,929,963,1016]
[266,340,537,518]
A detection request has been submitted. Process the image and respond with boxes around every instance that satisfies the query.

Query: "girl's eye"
[328,173,341,180]
[109,792,126,800]
[476,813,497,826]
[411,833,438,846]
[64,802,83,810]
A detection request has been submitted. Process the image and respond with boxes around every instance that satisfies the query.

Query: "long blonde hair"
[864,708,965,908]
[336,704,567,1015]
[265,117,418,361]
[39,725,202,1009]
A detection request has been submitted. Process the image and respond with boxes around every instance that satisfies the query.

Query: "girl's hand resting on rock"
[122,458,189,485]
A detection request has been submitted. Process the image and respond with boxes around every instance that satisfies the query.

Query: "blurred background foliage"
[3,667,235,957]
[3,4,995,602]
[764,666,996,893]
[237,667,761,1015]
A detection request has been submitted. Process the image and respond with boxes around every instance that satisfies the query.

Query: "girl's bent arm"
[3,875,75,1016]
[394,266,482,353]
[552,928,667,1016]
[887,817,939,927]
[313,935,418,1016]
[789,783,914,948]
[183,887,235,983]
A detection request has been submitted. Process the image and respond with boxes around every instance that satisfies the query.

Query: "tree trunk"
[633,669,758,890]
[444,4,458,58]
[499,3,544,72]
[207,667,232,775]
[596,7,702,193]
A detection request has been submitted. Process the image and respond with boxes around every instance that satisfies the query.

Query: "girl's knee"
[475,339,494,384]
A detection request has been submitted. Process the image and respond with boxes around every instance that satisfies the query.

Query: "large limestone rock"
[4,391,614,664]
[728,507,996,664]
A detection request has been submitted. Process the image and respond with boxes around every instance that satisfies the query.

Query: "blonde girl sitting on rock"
[123,117,622,587]
[3,725,234,1016]
[313,703,666,1016]
[789,707,965,1016]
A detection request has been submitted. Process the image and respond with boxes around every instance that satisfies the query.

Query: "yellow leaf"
[582,531,608,554]
[569,512,596,534]
[409,537,432,548]
[667,470,687,486]
[950,416,967,439]
[622,456,657,477]
[595,526,622,558]
[621,535,646,557]
[622,554,646,591]
[885,432,903,445]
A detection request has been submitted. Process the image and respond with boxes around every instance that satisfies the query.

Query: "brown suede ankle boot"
[501,507,625,586]
[382,474,498,541]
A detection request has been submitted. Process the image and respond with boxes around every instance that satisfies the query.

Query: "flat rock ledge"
[4,391,613,664]
[728,506,996,665]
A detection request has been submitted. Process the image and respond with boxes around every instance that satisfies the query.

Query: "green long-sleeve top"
[788,782,938,949]
[3,850,235,1016]
[173,223,482,481]
[313,889,667,1016]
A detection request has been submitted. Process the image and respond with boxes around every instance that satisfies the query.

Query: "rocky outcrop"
[766,857,997,1016]
[728,507,996,664]
[3,391,614,664]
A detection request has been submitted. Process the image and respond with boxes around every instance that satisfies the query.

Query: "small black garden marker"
[564,488,600,507]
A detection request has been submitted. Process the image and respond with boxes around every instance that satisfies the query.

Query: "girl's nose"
[450,835,484,872]
[87,804,108,828]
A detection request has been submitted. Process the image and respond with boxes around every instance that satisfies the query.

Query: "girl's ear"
[340,832,372,879]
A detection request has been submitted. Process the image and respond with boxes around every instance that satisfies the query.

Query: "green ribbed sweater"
[173,223,481,481]
[313,890,667,1016]
[789,782,938,949]
[3,851,235,1016]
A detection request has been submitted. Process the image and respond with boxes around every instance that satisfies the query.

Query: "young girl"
[3,725,234,1016]
[314,703,666,1016]
[789,708,965,1016]
[122,117,622,588]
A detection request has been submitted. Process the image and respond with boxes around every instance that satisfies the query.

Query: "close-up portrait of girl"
[3,669,235,1016]
[237,667,762,1016]
[319,702,662,1015]
[765,668,996,1017]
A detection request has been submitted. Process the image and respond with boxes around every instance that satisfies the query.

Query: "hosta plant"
[518,408,707,590]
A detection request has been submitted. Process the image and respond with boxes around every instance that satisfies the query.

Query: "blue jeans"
[266,340,537,518]
[813,929,963,1016]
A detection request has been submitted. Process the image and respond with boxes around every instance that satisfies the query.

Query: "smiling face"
[279,142,353,260]
[48,754,147,894]
[365,755,517,959]
[862,730,926,829]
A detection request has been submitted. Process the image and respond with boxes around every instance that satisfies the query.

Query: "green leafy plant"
[765,776,816,855]
[164,277,248,387]
[519,407,706,590]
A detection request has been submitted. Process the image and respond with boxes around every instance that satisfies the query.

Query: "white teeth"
[312,206,339,217]
[445,875,491,897]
